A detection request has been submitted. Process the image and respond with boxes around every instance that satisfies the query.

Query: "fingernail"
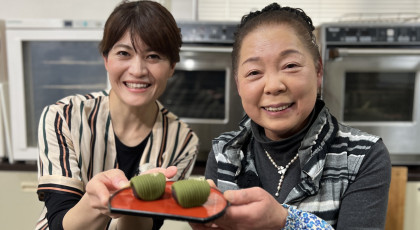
[224,190,233,201]
[119,180,130,188]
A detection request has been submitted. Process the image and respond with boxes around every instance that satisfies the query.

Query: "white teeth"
[265,104,290,112]
[126,82,148,89]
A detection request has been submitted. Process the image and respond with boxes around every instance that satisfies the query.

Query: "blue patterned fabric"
[282,204,334,230]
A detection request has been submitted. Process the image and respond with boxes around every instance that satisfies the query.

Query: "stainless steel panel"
[160,46,244,161]
[323,52,420,160]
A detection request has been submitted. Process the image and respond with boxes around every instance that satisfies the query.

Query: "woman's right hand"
[190,181,288,230]
[84,166,178,218]
[85,168,129,218]
[63,169,129,230]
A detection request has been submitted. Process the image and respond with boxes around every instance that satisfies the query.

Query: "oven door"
[323,48,420,163]
[6,29,106,162]
[159,46,243,161]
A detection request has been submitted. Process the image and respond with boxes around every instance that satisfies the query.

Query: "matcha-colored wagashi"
[130,172,166,201]
[171,179,210,208]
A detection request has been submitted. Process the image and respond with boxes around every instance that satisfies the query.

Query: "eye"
[146,54,161,60]
[116,50,130,57]
[247,70,260,77]
[285,63,298,69]
[242,69,262,80]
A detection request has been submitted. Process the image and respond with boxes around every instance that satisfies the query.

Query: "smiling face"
[236,23,322,141]
[104,31,175,109]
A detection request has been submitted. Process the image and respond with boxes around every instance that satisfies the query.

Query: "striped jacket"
[212,104,382,227]
[35,90,198,230]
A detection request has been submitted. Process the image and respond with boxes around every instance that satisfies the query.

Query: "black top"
[115,133,148,179]
[205,107,316,202]
[252,108,315,202]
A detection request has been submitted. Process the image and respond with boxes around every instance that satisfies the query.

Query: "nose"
[264,72,286,95]
[129,56,148,77]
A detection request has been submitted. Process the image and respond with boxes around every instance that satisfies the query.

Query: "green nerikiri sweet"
[172,179,210,208]
[130,172,166,201]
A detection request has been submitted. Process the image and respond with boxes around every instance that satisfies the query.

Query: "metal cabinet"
[0,170,43,229]
[404,182,420,230]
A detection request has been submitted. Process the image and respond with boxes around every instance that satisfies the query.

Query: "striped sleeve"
[87,96,102,180]
[37,103,84,199]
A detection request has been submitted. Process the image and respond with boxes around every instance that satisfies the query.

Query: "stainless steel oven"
[159,22,244,162]
[320,23,420,165]
[2,20,242,163]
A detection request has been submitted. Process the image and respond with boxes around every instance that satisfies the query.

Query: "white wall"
[0,0,419,25]
[198,0,420,25]
[0,0,178,21]
[0,0,122,20]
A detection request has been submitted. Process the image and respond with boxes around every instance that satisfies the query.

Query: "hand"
[191,187,288,230]
[85,169,129,218]
[141,165,178,180]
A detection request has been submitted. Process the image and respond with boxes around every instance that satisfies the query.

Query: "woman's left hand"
[141,165,178,180]
[191,187,288,230]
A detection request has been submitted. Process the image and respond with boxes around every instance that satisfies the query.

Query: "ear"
[235,75,241,96]
[169,63,176,78]
[316,57,323,89]
[103,55,109,71]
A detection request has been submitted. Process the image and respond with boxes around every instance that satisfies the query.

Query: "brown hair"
[99,0,182,64]
[231,3,320,79]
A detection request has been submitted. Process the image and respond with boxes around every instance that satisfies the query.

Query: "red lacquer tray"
[109,181,229,223]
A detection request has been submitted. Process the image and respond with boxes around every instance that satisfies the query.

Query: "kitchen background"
[0,0,420,229]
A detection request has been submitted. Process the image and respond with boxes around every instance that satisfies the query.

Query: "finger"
[164,166,177,179]
[204,222,219,228]
[141,166,178,180]
[189,222,221,230]
[86,177,112,208]
[87,169,128,207]
[109,213,123,219]
[189,222,206,230]
[206,179,217,188]
[108,169,130,190]
[95,168,129,191]
[224,187,263,205]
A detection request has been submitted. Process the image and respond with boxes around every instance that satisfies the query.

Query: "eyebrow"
[112,43,155,55]
[241,49,303,66]
[112,43,134,50]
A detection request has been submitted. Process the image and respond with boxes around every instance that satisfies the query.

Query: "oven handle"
[181,46,232,53]
[329,48,420,58]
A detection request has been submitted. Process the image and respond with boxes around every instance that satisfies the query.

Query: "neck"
[109,90,157,146]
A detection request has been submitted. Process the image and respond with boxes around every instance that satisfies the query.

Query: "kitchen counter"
[1,159,418,180]
[0,159,37,171]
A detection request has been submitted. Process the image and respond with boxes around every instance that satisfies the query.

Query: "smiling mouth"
[264,103,293,112]
[125,82,150,89]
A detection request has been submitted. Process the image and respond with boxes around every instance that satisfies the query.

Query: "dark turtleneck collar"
[250,100,327,162]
